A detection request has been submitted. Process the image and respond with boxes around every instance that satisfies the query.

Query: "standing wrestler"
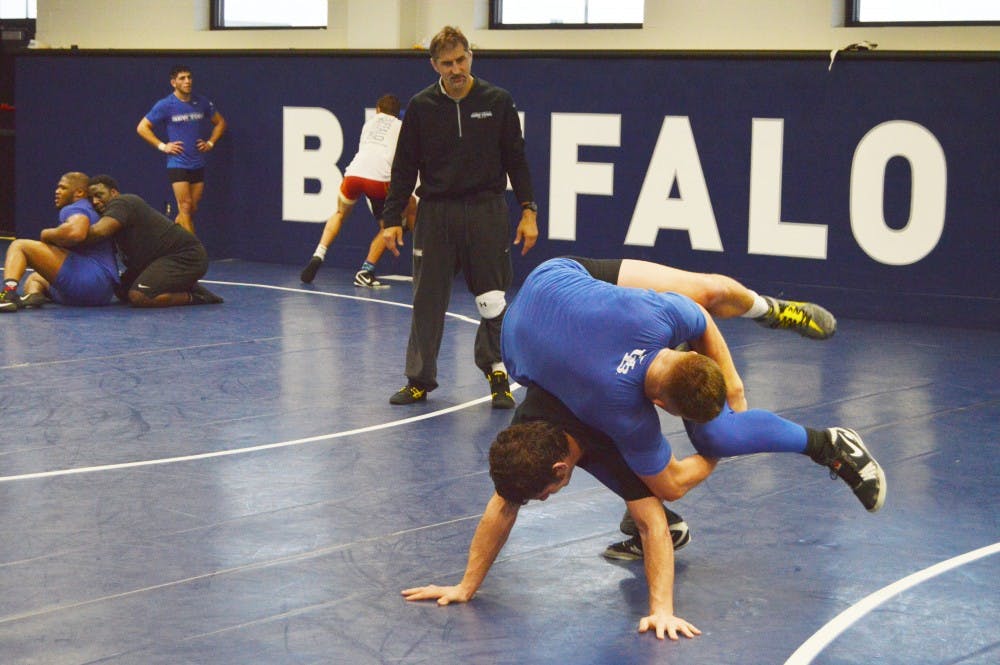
[137,64,227,236]
[381,26,538,409]
[299,94,417,288]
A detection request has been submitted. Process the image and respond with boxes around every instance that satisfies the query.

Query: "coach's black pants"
[404,195,512,391]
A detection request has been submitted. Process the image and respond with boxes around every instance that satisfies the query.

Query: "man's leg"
[617,260,755,318]
[302,197,356,283]
[172,181,195,234]
[687,407,886,512]
[20,272,53,308]
[364,224,386,265]
[605,504,691,561]
[391,200,454,404]
[126,248,216,308]
[464,197,514,409]
[172,180,204,235]
[1,239,68,312]
[23,272,50,295]
[616,258,836,338]
[353,223,388,288]
[355,197,415,288]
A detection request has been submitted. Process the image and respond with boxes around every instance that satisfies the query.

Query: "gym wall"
[13,51,999,327]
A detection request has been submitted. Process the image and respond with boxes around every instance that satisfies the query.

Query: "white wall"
[33,0,1000,51]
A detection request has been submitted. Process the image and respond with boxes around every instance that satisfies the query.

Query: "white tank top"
[344,113,402,182]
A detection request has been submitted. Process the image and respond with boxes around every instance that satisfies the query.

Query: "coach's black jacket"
[381,77,534,226]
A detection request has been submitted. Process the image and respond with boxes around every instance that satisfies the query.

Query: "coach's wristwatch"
[521,202,538,212]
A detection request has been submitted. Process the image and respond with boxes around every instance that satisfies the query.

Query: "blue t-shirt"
[502,257,706,476]
[60,199,118,279]
[145,92,218,169]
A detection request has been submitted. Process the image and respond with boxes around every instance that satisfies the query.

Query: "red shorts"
[340,176,389,204]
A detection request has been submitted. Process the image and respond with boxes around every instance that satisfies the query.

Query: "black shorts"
[127,245,208,297]
[167,168,205,184]
[563,256,622,285]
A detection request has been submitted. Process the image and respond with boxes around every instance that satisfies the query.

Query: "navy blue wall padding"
[13,52,999,328]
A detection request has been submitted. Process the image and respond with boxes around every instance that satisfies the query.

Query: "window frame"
[210,0,328,31]
[845,1,1000,27]
[0,18,35,47]
[489,0,643,30]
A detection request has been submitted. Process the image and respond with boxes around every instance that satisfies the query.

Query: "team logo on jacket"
[616,349,648,375]
[470,111,493,119]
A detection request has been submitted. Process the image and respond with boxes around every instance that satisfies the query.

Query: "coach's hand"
[382,225,404,258]
[513,211,538,255]
[401,584,474,606]
[638,611,702,640]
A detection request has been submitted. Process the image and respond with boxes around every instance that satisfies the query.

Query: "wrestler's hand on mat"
[401,584,474,606]
[638,612,702,640]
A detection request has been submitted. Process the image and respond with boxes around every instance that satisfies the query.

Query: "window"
[211,0,327,30]
[0,0,35,48]
[490,0,643,29]
[848,0,1000,25]
[0,0,36,19]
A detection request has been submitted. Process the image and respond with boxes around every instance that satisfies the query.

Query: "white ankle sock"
[742,291,770,318]
[314,245,328,260]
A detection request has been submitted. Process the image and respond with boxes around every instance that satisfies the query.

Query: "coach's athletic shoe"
[354,269,386,288]
[0,289,22,312]
[19,292,50,309]
[390,382,427,405]
[488,370,515,409]
[604,509,691,560]
[300,256,323,283]
[189,283,224,305]
[823,427,886,513]
[755,296,836,340]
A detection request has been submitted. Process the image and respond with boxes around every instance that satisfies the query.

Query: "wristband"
[206,140,214,148]
[157,142,167,152]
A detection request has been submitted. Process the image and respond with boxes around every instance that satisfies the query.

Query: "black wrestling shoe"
[0,289,22,312]
[300,256,323,283]
[189,283,224,305]
[822,427,886,512]
[354,269,387,288]
[602,535,645,560]
[488,370,515,409]
[389,382,427,405]
[755,296,837,340]
[19,292,50,309]
[605,507,691,560]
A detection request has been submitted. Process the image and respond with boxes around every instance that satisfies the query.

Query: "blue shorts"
[49,253,119,306]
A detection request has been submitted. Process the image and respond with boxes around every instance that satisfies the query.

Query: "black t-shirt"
[103,194,201,272]
[510,385,654,501]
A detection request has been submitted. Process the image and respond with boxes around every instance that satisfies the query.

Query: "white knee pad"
[476,290,507,319]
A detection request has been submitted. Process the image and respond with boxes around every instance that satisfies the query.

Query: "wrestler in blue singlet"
[48,199,119,306]
[503,257,807,476]
[144,93,217,170]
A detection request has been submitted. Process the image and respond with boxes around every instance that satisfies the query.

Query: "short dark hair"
[169,65,191,79]
[489,421,568,505]
[660,353,726,423]
[88,174,120,192]
[61,172,90,194]
[429,26,469,60]
[375,94,401,117]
